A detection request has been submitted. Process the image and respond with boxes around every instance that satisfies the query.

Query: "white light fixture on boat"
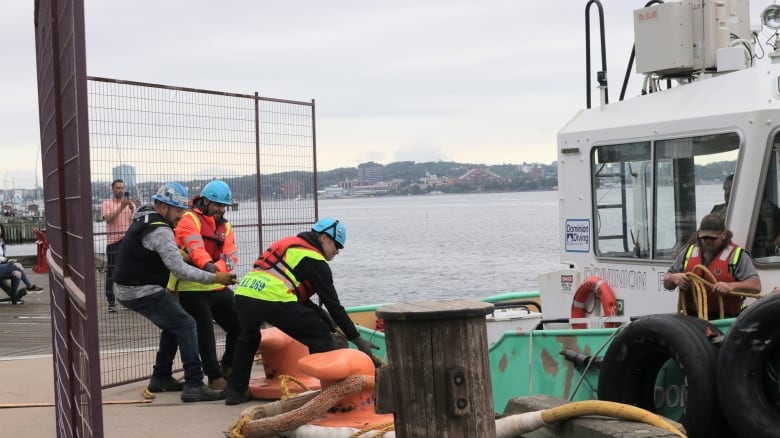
[762,5,780,29]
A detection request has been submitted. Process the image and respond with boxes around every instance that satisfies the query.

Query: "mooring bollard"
[376,299,495,437]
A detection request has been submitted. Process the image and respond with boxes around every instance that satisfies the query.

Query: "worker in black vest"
[113,181,237,403]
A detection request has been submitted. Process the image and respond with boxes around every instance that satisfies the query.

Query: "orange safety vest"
[168,206,237,292]
[682,243,743,317]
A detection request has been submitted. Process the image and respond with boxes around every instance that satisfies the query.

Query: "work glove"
[214,271,238,285]
[351,336,378,358]
[179,248,192,264]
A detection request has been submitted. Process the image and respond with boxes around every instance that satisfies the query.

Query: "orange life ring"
[570,276,619,329]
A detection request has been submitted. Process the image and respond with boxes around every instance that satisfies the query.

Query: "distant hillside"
[87,159,735,201]
[317,160,559,193]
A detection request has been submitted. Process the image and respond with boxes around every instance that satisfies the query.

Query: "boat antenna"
[585,0,608,109]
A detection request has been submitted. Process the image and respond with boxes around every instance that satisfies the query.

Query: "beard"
[700,246,718,265]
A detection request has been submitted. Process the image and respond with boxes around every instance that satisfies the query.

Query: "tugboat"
[348,1,780,437]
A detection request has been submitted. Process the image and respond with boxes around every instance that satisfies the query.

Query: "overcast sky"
[1,1,772,189]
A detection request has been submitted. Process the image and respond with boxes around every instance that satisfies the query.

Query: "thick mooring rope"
[678,264,761,320]
[229,375,368,438]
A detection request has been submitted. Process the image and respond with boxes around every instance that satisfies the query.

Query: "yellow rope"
[279,374,313,400]
[539,400,686,438]
[228,416,251,438]
[348,421,395,438]
[678,264,761,320]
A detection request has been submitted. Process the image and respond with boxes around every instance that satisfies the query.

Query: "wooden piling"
[376,299,496,437]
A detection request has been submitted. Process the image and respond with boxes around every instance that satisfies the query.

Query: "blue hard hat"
[312,217,346,249]
[152,182,189,209]
[200,180,233,205]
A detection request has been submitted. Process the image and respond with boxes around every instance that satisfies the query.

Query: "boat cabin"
[542,0,780,325]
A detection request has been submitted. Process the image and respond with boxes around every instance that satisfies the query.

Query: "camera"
[124,191,131,198]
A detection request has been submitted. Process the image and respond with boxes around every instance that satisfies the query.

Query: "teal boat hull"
[348,292,735,415]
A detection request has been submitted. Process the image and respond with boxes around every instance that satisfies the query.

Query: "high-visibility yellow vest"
[235,246,325,302]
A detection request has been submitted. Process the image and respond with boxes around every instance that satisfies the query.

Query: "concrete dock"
[0,269,259,438]
[0,268,688,438]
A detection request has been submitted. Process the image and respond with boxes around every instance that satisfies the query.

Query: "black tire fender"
[598,314,730,438]
[717,293,780,438]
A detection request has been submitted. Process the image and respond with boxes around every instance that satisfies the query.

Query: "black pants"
[118,289,205,386]
[178,287,241,380]
[226,295,334,392]
[105,240,122,306]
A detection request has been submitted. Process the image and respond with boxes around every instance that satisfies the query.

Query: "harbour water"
[7,186,729,308]
[318,191,561,306]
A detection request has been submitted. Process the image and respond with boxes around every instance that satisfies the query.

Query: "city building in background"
[112,165,137,191]
[357,162,384,184]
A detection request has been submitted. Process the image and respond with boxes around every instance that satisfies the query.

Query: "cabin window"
[591,133,739,260]
[592,142,652,259]
[752,136,780,261]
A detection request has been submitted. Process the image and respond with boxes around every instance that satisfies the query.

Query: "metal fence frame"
[35,0,104,435]
[87,77,320,388]
[36,1,320,435]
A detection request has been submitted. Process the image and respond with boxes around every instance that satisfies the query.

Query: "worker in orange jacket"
[168,180,240,391]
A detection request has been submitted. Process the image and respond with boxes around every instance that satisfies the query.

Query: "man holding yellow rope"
[663,214,761,319]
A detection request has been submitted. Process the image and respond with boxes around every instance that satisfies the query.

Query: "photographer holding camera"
[101,179,135,312]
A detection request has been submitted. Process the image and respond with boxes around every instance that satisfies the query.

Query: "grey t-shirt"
[114,225,216,301]
[666,243,759,286]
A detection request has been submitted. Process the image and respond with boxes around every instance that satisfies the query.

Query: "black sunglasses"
[698,235,718,241]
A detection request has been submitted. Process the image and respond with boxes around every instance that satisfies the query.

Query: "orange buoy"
[297,348,393,429]
[570,276,619,329]
[248,327,321,400]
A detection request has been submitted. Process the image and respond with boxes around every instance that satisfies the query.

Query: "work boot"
[208,377,227,391]
[224,389,251,406]
[147,375,184,393]
[181,383,225,403]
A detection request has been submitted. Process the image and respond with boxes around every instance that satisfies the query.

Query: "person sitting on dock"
[0,223,43,304]
[168,180,240,392]
[112,182,238,403]
[224,217,376,405]
[663,213,761,319]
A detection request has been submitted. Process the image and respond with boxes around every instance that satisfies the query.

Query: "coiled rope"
[678,264,761,320]
[347,422,394,438]
[279,375,314,400]
[229,375,370,438]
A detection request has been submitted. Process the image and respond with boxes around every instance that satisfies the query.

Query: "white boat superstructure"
[542,0,780,325]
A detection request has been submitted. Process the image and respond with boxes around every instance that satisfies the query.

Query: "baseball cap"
[698,214,725,238]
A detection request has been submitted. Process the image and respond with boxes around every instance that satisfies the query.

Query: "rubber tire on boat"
[716,293,780,438]
[597,314,733,438]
